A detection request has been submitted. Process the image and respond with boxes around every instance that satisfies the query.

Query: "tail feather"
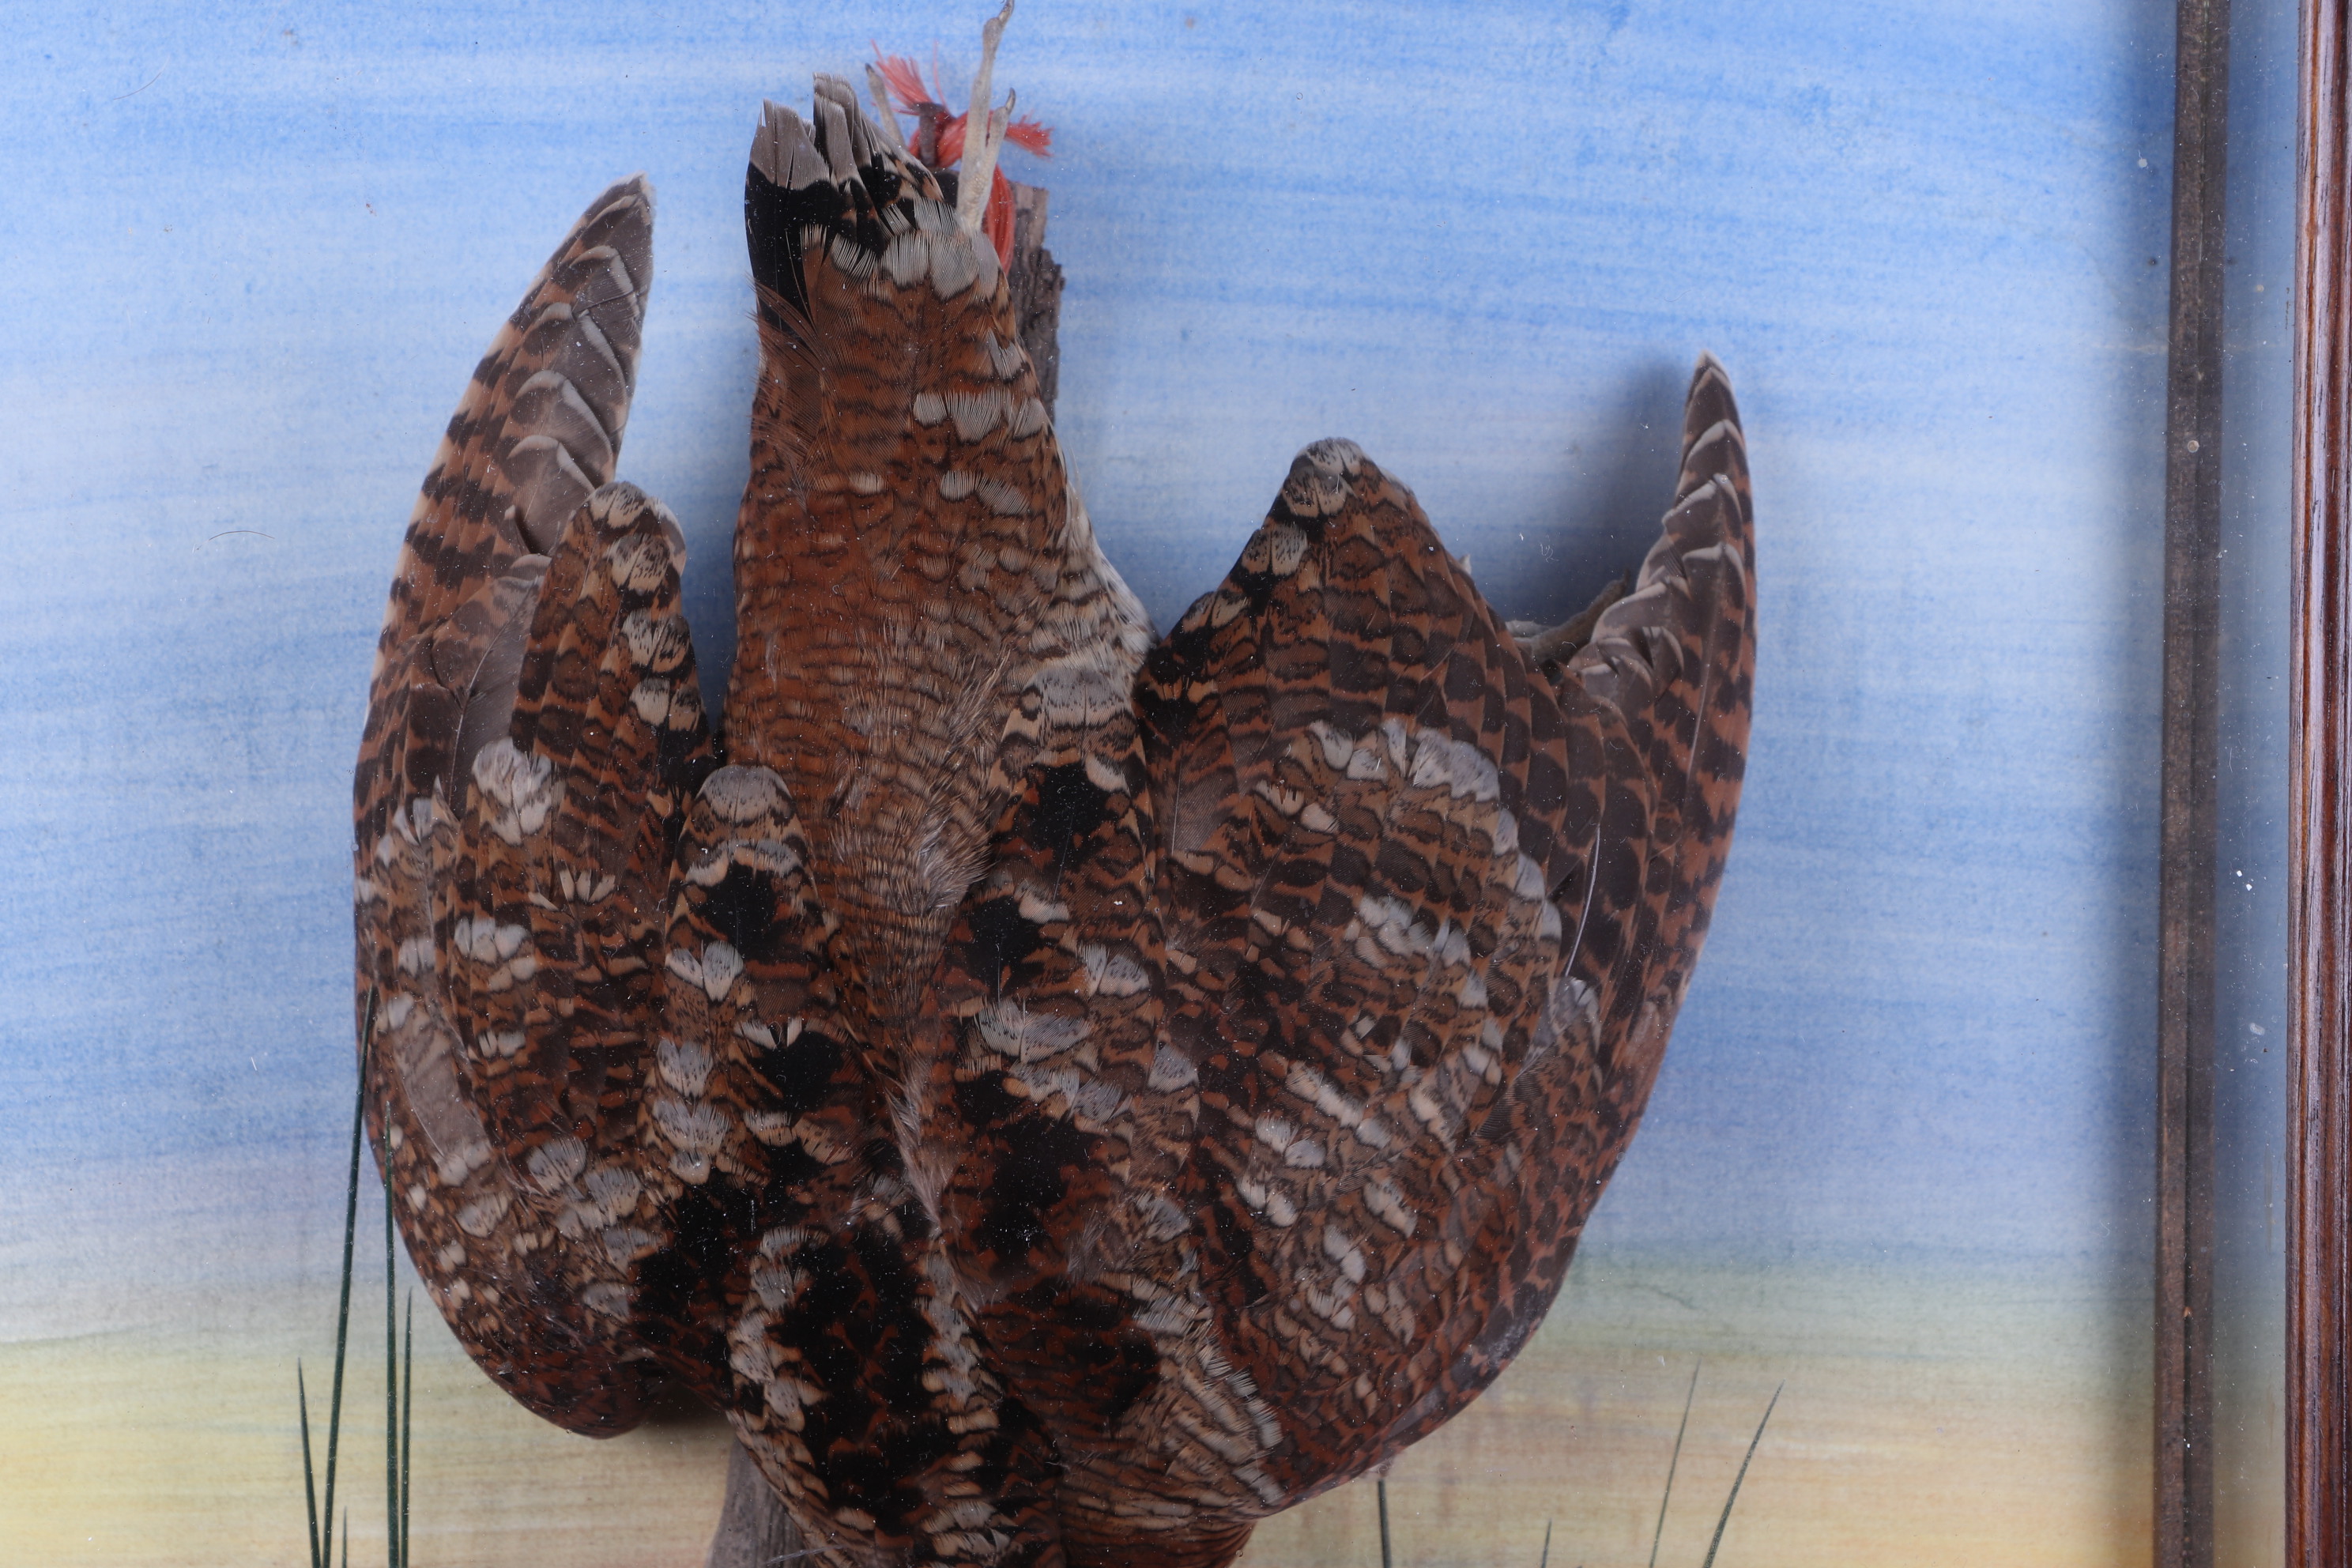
[743,85,959,326]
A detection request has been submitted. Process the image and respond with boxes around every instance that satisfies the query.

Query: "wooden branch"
[2290,0,2352,1555]
[705,1441,807,1568]
[1007,180,1065,418]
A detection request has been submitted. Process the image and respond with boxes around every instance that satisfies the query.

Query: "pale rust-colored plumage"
[354,65,1753,1568]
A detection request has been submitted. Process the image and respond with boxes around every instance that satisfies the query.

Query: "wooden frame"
[2158,2,2231,1562]
[2292,0,2352,1555]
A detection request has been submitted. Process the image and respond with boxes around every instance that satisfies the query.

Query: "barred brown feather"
[352,70,1754,1568]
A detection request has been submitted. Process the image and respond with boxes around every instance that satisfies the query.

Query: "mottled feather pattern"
[354,74,1754,1568]
[1133,438,1657,1508]
[353,177,681,1437]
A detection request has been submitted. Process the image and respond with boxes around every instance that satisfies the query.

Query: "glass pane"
[2213,0,2297,1559]
[0,2,2291,1564]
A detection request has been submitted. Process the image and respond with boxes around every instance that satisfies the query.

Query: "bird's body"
[353,58,1754,1568]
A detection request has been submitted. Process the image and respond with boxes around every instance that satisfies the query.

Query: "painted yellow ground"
[1252,1251,2150,1568]
[0,1249,2147,1567]
[2,1315,729,1568]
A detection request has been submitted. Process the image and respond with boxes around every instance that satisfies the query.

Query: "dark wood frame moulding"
[2159,1,2232,1562]
[2293,0,2352,1555]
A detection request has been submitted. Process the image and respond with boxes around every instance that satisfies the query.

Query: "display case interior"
[0,2,2316,1564]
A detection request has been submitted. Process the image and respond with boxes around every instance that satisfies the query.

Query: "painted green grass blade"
[319,1006,374,1568]
[323,991,377,1568]
[399,1295,414,1568]
[1699,1382,1783,1568]
[1649,1358,1702,1568]
[1376,1476,1392,1568]
[385,1135,398,1568]
[299,1362,322,1568]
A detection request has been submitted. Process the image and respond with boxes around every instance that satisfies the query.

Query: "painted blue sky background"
[0,0,2280,1344]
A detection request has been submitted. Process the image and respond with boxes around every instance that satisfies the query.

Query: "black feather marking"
[755,1026,845,1118]
[744,162,841,322]
[1031,762,1112,878]
[962,896,1046,990]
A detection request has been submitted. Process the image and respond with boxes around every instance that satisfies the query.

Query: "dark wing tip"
[371,174,659,686]
[578,173,654,315]
[498,181,656,552]
[1674,352,1749,516]
[1568,354,1755,782]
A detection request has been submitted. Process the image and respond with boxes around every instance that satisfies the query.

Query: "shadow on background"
[1483,357,1691,631]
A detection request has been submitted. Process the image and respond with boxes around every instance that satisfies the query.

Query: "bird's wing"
[353,179,723,1434]
[1093,357,1755,1513]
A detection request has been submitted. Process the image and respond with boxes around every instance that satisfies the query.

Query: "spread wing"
[924,361,1753,1560]
[1121,435,1641,1509]
[869,360,1752,1568]
[353,177,721,1434]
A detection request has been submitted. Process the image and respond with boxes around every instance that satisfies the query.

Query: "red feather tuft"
[872,42,1052,176]
[871,51,933,111]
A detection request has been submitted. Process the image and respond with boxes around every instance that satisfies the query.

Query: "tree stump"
[1006,181,1064,417]
[704,1441,808,1568]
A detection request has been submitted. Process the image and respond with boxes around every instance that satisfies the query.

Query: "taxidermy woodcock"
[352,28,1756,1568]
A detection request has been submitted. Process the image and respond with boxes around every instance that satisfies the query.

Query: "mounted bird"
[351,17,1756,1566]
